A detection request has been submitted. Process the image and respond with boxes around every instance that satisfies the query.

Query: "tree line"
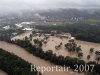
[36,23,100,43]
[0,29,24,42]
[0,48,41,75]
[11,39,100,74]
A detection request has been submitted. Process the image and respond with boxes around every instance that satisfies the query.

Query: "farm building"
[70,37,75,40]
[56,33,71,38]
[44,34,51,36]
[3,25,10,30]
[22,28,33,31]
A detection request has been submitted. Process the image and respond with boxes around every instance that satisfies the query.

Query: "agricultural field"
[81,19,100,25]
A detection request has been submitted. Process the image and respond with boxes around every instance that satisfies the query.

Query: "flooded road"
[0,41,83,75]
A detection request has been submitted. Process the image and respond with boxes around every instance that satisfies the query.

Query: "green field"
[47,19,100,26]
[80,19,100,25]
[47,22,64,26]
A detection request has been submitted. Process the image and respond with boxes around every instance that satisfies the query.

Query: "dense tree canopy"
[0,48,40,75]
[37,23,100,43]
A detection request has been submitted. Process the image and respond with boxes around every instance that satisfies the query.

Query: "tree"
[95,51,100,55]
[95,51,100,64]
[25,36,28,41]
[87,55,91,60]
[69,39,74,43]
[29,34,33,41]
[76,46,82,53]
[60,42,62,45]
[32,31,36,34]
[78,52,83,59]
[95,57,100,64]
[39,42,43,48]
[44,41,47,44]
[90,48,94,54]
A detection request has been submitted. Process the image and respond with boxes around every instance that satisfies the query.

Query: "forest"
[36,23,100,43]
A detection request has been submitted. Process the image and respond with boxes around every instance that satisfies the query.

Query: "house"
[44,34,51,36]
[70,37,75,40]
[22,28,33,31]
[51,30,57,35]
[3,25,10,30]
[22,28,33,33]
[56,33,71,38]
[12,32,18,36]
[57,34,69,38]
[15,24,23,28]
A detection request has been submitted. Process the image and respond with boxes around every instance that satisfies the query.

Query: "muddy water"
[0,41,83,75]
[12,31,32,40]
[76,40,100,61]
[0,70,8,75]
[12,31,100,62]
[31,36,100,62]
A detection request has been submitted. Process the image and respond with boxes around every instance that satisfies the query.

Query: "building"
[70,37,75,40]
[3,25,10,30]
[56,34,68,38]
[56,33,71,38]
[44,34,51,36]
[12,32,18,36]
[22,28,33,31]
[15,24,23,28]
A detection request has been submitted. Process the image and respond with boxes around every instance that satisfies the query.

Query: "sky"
[0,0,100,14]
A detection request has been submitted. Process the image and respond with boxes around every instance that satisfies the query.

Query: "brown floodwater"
[0,70,8,75]
[0,41,83,75]
[12,31,100,62]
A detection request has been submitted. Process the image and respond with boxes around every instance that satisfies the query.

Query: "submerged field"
[0,30,99,75]
[12,31,100,63]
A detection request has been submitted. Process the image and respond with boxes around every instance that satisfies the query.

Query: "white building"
[20,22,36,25]
[15,24,23,28]
[56,33,71,38]
[22,28,33,31]
[45,34,51,36]
[70,37,75,40]
[3,25,10,30]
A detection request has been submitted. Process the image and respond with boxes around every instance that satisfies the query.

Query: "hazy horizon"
[0,0,100,14]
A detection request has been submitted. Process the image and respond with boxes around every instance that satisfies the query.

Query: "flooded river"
[0,41,83,75]
[0,70,8,75]
[12,31,100,62]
